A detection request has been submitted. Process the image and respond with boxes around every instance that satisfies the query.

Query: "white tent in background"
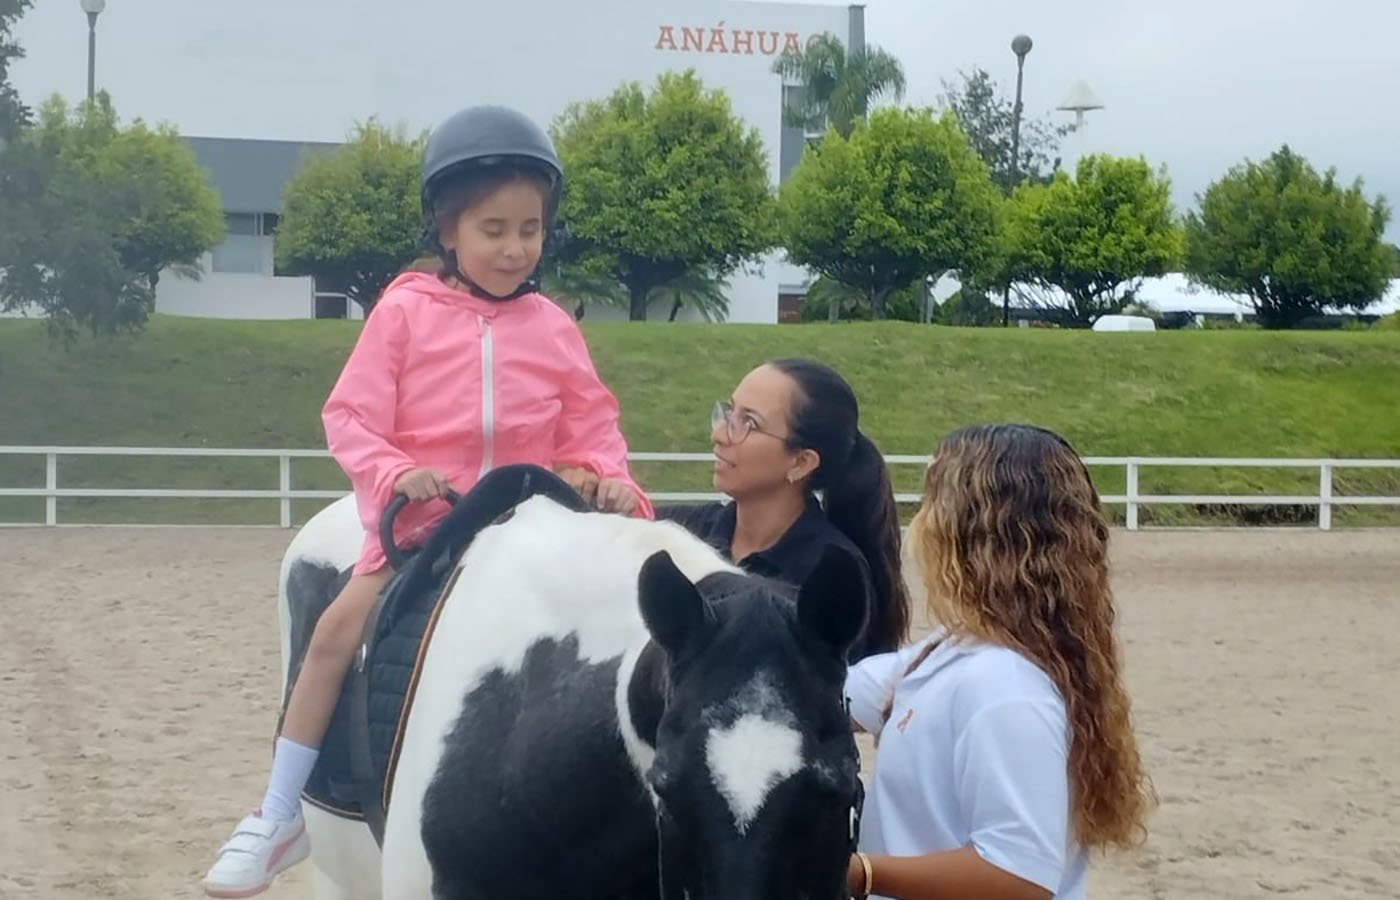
[976,273,1399,324]
[1131,273,1400,318]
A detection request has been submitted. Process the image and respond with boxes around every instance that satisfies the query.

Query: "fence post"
[279,454,292,528]
[1318,464,1333,531]
[46,452,58,526]
[1126,460,1140,531]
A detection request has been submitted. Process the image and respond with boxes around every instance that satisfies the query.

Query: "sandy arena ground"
[1,527,1397,899]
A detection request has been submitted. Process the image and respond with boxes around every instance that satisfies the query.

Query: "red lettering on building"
[655,23,814,56]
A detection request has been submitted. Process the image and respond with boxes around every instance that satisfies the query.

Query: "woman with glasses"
[654,357,910,661]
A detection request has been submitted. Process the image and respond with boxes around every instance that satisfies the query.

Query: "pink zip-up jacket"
[322,271,653,575]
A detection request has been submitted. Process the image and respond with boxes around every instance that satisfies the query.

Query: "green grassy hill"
[3,315,1398,526]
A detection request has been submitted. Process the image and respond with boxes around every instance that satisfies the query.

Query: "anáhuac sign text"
[654,23,814,56]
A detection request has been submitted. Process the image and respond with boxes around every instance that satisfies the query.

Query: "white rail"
[2,446,1399,531]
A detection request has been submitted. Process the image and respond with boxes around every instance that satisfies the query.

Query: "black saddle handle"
[379,488,461,572]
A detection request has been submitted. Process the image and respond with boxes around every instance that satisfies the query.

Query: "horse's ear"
[639,550,705,657]
[797,545,868,660]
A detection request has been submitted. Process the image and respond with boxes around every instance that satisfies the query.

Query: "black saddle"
[278,464,592,844]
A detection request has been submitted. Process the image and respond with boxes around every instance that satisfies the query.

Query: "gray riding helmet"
[420,104,564,222]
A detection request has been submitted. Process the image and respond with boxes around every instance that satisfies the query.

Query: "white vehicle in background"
[1091,314,1157,332]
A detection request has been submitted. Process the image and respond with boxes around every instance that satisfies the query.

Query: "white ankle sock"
[260,736,320,820]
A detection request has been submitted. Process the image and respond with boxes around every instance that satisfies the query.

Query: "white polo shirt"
[845,631,1087,899]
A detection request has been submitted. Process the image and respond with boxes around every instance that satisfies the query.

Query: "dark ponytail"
[822,430,910,657]
[769,358,911,659]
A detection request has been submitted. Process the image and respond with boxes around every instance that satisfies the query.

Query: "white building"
[13,0,865,323]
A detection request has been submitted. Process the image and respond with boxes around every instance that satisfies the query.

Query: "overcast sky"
[861,0,1399,239]
[12,0,1397,240]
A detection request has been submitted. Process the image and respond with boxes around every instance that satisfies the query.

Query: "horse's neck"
[626,641,668,752]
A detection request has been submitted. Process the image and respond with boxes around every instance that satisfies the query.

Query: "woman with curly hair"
[843,423,1154,900]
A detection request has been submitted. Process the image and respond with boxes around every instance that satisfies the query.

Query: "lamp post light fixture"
[1009,34,1032,186]
[1002,33,1032,327]
[80,0,106,102]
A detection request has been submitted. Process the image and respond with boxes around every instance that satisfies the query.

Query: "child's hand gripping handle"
[379,488,462,572]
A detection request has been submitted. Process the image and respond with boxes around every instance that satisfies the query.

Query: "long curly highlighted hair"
[908,422,1154,850]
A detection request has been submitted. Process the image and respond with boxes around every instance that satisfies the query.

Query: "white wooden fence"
[2,446,1399,531]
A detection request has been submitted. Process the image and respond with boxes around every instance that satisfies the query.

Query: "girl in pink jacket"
[203,104,650,898]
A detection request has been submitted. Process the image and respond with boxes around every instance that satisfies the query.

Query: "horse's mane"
[612,512,744,585]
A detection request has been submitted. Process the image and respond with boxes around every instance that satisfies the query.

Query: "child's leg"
[261,568,392,816]
[203,567,391,898]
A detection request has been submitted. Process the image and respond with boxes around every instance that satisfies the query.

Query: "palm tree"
[771,33,906,140]
[802,275,864,323]
[801,275,929,323]
[651,266,731,322]
[542,263,729,322]
[540,263,626,320]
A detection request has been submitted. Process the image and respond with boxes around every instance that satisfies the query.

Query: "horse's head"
[635,545,867,900]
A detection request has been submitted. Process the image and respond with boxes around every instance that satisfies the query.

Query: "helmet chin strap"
[442,249,539,302]
[453,266,539,302]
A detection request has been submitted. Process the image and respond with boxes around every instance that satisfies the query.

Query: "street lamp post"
[1003,33,1032,327]
[80,0,106,102]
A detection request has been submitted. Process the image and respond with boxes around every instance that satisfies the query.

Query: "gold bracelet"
[855,851,874,899]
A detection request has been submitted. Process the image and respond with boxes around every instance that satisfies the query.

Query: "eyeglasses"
[711,400,786,444]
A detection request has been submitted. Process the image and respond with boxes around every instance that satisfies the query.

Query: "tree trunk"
[871,285,892,320]
[1067,291,1095,328]
[668,296,683,322]
[334,278,374,318]
[1256,304,1306,330]
[628,282,650,322]
[1255,290,1312,329]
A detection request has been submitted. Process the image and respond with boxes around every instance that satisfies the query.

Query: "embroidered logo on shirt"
[895,708,914,732]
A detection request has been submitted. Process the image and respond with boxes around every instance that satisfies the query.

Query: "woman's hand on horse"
[555,465,600,504]
[394,467,454,502]
[596,478,641,516]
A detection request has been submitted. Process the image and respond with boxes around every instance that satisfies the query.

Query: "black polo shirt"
[655,495,876,649]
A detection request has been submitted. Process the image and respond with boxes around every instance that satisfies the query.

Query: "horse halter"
[845,695,866,855]
[655,783,865,900]
[654,698,867,899]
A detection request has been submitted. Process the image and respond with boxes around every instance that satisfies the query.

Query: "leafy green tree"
[779,107,1000,320]
[0,0,33,143]
[41,95,226,290]
[771,32,906,139]
[276,119,425,314]
[551,70,775,321]
[1184,146,1393,328]
[938,66,1071,193]
[1,0,40,317]
[0,93,225,341]
[934,288,1001,326]
[1004,153,1182,327]
[0,135,149,341]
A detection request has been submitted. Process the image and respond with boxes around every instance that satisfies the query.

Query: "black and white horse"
[277,485,868,900]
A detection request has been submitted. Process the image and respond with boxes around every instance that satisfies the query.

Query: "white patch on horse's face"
[706,714,804,834]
